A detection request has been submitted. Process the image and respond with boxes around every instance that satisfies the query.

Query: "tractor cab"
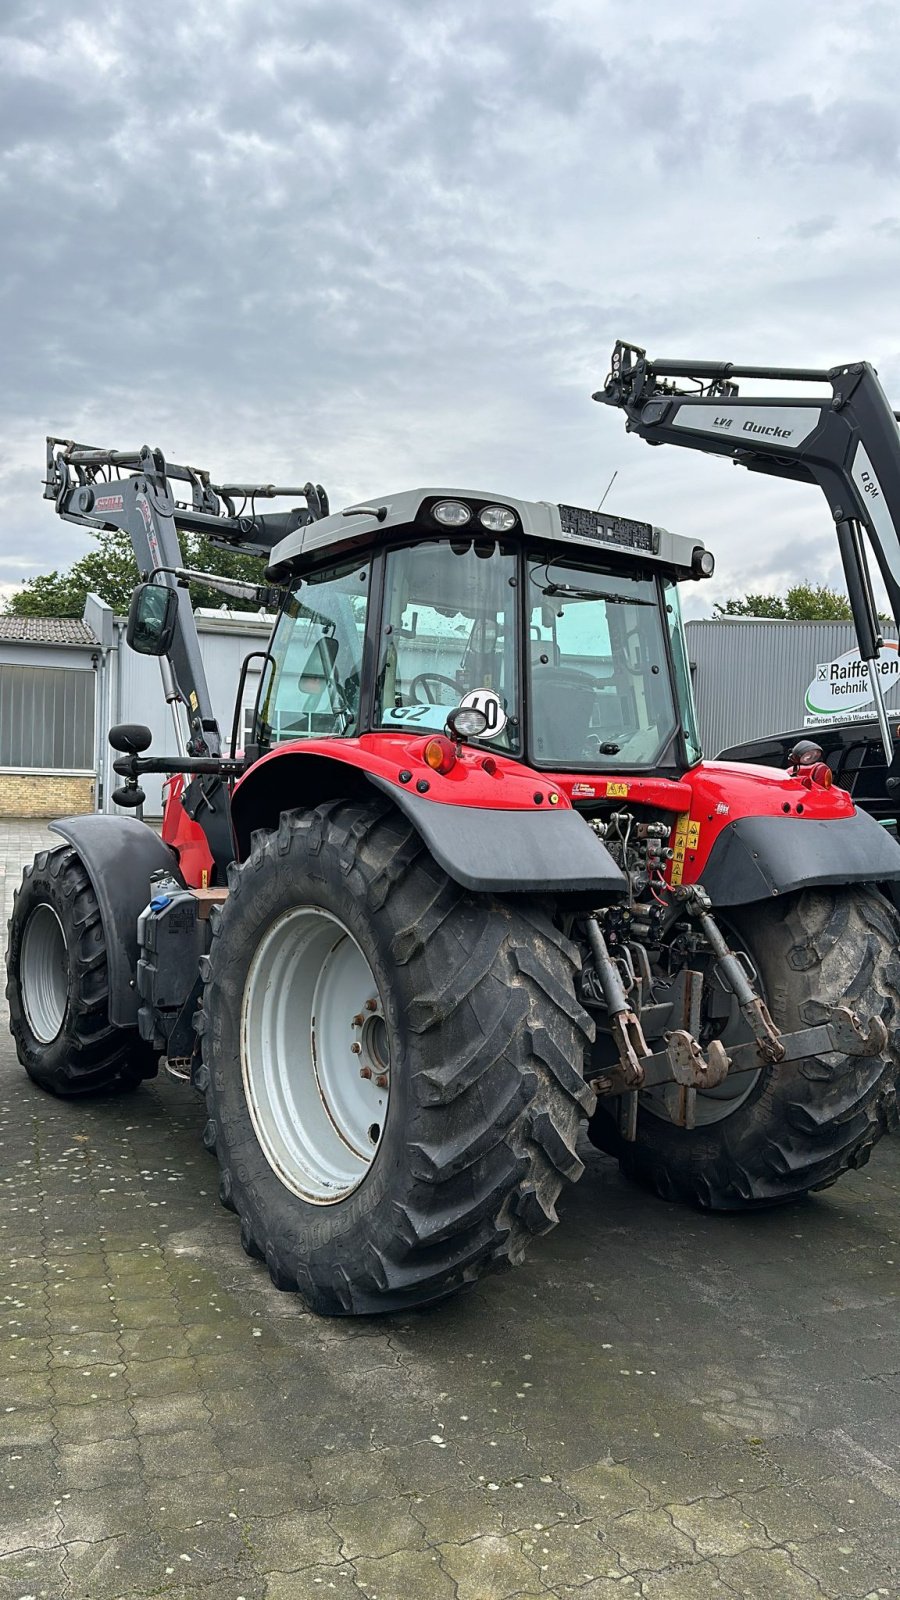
[254,490,706,776]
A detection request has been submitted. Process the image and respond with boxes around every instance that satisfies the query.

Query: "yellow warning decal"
[605,781,629,798]
[670,812,690,886]
[189,690,199,711]
[670,815,701,885]
[201,868,209,889]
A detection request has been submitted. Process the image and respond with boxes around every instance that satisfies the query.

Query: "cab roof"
[266,487,707,581]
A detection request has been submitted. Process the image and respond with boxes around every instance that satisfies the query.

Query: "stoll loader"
[6,344,900,1317]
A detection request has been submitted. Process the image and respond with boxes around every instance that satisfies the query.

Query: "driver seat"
[530,672,595,762]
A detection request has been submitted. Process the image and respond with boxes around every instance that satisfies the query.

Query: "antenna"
[597,470,617,512]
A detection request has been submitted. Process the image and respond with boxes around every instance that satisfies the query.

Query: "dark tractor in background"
[720,720,900,836]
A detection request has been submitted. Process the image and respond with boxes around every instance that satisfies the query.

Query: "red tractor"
[6,345,900,1315]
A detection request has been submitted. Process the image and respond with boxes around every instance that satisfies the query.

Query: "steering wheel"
[410,672,460,704]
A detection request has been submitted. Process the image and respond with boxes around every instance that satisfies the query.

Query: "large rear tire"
[197,799,596,1316]
[6,846,158,1096]
[589,887,900,1209]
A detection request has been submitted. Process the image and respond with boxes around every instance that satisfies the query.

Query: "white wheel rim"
[21,904,68,1044]
[241,906,391,1204]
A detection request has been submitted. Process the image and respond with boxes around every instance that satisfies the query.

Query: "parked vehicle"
[6,356,900,1315]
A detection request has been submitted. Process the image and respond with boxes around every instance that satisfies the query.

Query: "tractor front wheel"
[6,845,158,1096]
[197,799,595,1316]
[589,887,900,1208]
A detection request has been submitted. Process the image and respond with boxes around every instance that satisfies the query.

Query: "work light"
[479,505,516,533]
[446,705,489,740]
[433,500,472,527]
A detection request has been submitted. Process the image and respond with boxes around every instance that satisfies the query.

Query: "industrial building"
[0,595,269,818]
[685,617,900,756]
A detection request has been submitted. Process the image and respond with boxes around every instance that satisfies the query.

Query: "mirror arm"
[112,753,245,780]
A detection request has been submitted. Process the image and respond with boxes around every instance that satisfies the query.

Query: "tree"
[714,583,853,622]
[3,527,267,617]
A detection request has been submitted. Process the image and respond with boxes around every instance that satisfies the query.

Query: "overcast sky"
[3,0,900,617]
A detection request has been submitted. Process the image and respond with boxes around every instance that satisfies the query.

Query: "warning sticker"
[670,813,695,886]
[605,781,629,798]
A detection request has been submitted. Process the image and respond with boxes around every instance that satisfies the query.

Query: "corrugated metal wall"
[0,663,95,770]
[685,618,900,757]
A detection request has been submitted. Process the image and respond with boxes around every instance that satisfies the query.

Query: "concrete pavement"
[1,818,898,1599]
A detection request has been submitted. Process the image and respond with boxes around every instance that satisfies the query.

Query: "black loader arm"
[44,438,330,876]
[597,341,900,769]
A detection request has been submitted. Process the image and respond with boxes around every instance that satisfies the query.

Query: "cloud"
[2,0,900,617]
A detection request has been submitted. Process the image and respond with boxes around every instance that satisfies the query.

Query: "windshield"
[374,540,519,750]
[526,558,681,767]
[259,558,369,743]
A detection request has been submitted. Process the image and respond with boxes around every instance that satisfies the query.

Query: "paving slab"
[1,817,898,1599]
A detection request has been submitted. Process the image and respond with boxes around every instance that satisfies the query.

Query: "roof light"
[479,505,516,533]
[810,762,833,789]
[433,500,472,528]
[692,546,715,578]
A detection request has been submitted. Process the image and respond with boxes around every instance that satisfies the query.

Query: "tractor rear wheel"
[589,887,900,1208]
[197,798,595,1315]
[6,846,158,1096]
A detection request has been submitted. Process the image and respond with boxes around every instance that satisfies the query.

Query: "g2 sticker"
[458,688,508,740]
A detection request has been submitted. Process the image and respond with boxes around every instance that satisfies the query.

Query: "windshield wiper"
[540,581,656,605]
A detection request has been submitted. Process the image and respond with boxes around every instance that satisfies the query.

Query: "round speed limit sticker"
[458,688,508,740]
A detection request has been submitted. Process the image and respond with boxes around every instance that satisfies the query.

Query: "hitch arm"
[677,886,784,1065]
[584,917,648,1088]
[585,916,730,1136]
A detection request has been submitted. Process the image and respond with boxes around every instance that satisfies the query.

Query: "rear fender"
[697,808,900,906]
[231,744,625,900]
[49,815,183,1027]
[674,758,899,904]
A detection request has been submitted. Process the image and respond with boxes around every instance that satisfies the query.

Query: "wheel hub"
[241,906,391,1204]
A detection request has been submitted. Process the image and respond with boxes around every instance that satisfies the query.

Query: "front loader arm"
[47,441,227,758]
[44,438,330,879]
[45,438,330,757]
[597,342,900,764]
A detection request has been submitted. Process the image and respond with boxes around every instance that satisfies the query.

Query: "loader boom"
[45,438,329,759]
[44,439,330,876]
[597,342,900,765]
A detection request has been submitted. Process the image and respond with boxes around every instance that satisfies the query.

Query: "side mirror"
[297,636,339,698]
[108,723,152,755]
[126,583,179,656]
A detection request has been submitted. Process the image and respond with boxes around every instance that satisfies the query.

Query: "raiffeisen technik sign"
[804,641,900,726]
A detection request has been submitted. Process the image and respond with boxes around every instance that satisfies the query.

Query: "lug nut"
[352,1013,364,1027]
[365,998,378,1012]
[375,1073,388,1089]
[350,1042,362,1055]
[359,1065,373,1079]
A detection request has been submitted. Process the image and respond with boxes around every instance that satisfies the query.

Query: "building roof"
[0,616,97,645]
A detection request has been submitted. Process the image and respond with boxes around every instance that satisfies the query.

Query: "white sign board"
[803,641,900,727]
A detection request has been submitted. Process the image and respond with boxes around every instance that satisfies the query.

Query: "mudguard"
[49,815,184,1027]
[699,808,900,906]
[368,777,626,898]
